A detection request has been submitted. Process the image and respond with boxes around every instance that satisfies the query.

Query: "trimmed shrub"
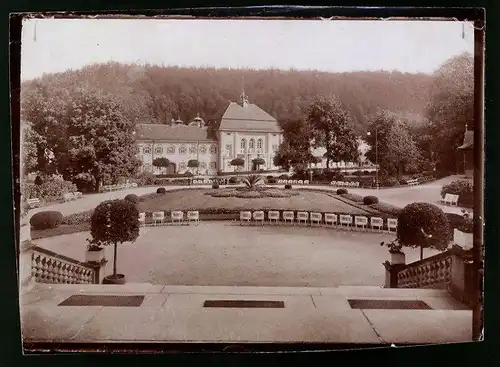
[268,178,277,184]
[441,180,473,207]
[266,175,274,181]
[124,194,140,204]
[212,183,220,189]
[279,174,289,179]
[337,188,348,195]
[363,195,379,205]
[285,184,292,189]
[228,177,238,184]
[184,171,194,177]
[397,202,450,251]
[156,187,167,194]
[30,211,64,230]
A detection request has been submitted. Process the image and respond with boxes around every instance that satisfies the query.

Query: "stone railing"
[31,245,97,284]
[384,245,475,306]
[19,241,106,289]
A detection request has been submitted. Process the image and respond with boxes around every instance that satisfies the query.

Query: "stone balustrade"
[396,252,453,289]
[384,245,475,307]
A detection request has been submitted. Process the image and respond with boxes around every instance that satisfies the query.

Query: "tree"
[152,157,170,174]
[230,157,245,171]
[188,159,200,173]
[273,119,314,170]
[365,110,421,179]
[397,202,450,260]
[307,94,359,168]
[426,53,474,174]
[252,157,265,170]
[21,123,39,177]
[22,84,141,192]
[87,199,139,283]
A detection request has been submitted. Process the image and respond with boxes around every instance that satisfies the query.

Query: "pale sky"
[20,18,474,81]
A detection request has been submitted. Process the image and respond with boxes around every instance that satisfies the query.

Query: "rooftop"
[134,123,217,142]
[219,100,282,133]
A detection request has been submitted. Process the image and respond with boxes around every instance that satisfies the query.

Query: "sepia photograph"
[14,12,484,352]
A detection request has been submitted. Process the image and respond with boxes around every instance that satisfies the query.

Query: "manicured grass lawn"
[137,189,372,215]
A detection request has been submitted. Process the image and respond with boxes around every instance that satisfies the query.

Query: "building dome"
[188,113,205,127]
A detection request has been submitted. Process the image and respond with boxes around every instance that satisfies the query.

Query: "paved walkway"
[32,222,440,287]
[21,283,471,345]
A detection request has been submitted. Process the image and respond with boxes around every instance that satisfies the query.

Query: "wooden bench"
[27,198,41,209]
[440,193,459,206]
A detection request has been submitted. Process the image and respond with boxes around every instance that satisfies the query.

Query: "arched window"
[209,145,217,154]
[179,162,187,171]
[240,139,246,150]
[249,139,255,150]
[155,146,163,154]
[189,145,196,154]
[167,145,175,154]
[199,145,207,154]
[257,138,263,150]
[179,145,187,154]
[200,162,207,169]
[143,147,151,155]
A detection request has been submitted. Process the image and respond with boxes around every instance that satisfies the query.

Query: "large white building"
[134,93,284,175]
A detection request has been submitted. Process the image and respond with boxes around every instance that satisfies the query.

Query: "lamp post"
[367,128,379,190]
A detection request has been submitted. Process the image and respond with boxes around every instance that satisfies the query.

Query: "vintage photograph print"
[15,13,484,352]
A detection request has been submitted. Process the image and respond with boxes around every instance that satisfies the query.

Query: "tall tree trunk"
[113,242,118,276]
[94,177,101,193]
[420,246,423,260]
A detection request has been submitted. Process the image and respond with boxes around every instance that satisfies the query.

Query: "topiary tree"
[152,157,170,175]
[230,158,245,172]
[337,188,348,195]
[252,157,265,171]
[87,199,139,284]
[397,202,450,260]
[157,187,166,194]
[34,175,43,186]
[188,159,200,174]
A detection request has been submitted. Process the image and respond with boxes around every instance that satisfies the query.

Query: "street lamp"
[367,128,379,190]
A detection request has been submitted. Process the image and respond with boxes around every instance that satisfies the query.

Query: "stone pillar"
[19,240,35,293]
[449,245,468,304]
[383,252,407,288]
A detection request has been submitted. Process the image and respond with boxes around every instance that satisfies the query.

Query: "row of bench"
[239,210,398,232]
[101,183,138,192]
[139,210,200,226]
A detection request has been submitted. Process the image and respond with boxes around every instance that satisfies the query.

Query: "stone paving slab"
[362,309,472,344]
[21,284,472,344]
[161,285,322,296]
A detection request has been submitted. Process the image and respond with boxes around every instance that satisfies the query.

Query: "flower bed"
[204,187,300,199]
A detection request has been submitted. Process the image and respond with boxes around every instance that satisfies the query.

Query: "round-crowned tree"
[397,202,450,260]
[87,199,139,283]
[124,194,140,204]
[252,157,265,171]
[230,158,245,172]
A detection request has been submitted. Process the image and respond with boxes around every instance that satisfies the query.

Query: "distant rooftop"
[219,93,282,133]
[134,123,217,142]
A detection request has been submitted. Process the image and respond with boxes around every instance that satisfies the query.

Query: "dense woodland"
[21,62,434,134]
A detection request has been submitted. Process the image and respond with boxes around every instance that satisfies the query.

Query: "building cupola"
[240,92,249,108]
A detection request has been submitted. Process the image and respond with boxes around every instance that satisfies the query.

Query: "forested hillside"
[21,62,433,134]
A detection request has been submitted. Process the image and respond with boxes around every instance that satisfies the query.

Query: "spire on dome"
[240,92,249,107]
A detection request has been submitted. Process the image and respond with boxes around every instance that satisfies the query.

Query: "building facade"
[134,93,284,175]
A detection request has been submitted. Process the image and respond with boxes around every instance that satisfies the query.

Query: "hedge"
[363,196,379,205]
[441,180,473,207]
[156,187,167,194]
